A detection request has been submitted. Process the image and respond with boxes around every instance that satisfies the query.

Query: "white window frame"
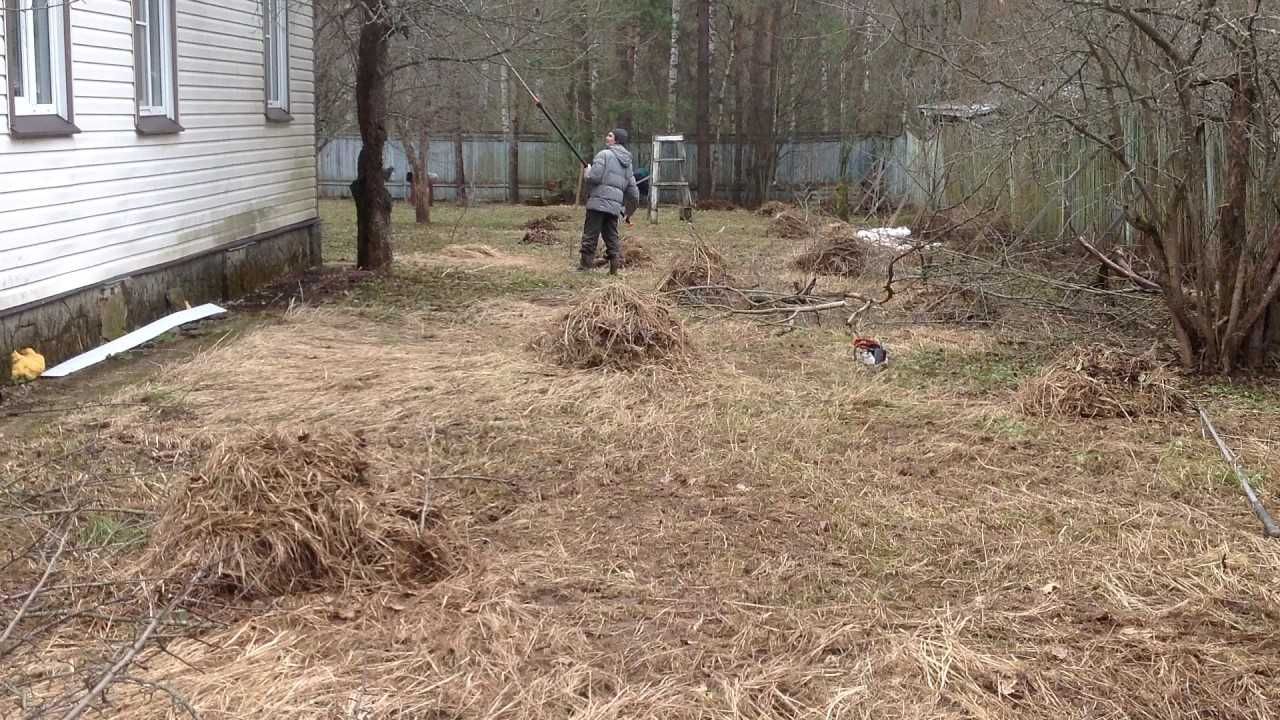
[263,0,289,113]
[11,0,69,118]
[134,0,174,118]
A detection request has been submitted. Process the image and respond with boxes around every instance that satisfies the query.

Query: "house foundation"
[1,220,322,379]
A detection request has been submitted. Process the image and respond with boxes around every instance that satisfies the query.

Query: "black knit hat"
[611,127,629,147]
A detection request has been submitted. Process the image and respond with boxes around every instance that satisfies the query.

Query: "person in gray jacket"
[579,127,641,274]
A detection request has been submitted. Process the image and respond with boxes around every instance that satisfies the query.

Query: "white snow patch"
[855,226,939,249]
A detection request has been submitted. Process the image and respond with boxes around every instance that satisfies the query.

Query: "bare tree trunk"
[666,0,681,131]
[413,128,430,223]
[820,61,830,134]
[1218,49,1257,372]
[508,111,520,205]
[747,4,778,206]
[711,12,736,198]
[352,0,392,271]
[785,54,797,137]
[732,41,746,206]
[847,4,868,134]
[454,130,467,206]
[695,0,711,201]
[500,62,519,203]
[398,119,431,225]
[578,32,594,144]
[618,23,637,131]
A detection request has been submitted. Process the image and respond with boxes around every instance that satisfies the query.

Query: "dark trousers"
[580,210,621,260]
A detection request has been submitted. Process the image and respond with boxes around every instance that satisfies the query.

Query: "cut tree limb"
[1198,405,1280,538]
[725,299,852,315]
[57,570,203,720]
[1077,236,1162,292]
[0,528,69,651]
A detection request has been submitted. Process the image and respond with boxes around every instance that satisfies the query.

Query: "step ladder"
[649,135,694,223]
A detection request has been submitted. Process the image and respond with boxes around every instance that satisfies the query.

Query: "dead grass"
[438,243,502,259]
[790,223,870,277]
[1017,344,1189,419]
[5,202,1280,720]
[139,430,455,598]
[538,284,689,370]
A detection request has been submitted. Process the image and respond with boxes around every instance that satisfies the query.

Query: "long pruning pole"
[1198,404,1280,538]
[456,0,589,168]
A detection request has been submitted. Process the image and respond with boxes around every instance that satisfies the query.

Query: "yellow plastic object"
[10,348,46,382]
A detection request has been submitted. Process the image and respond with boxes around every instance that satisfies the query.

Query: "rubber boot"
[577,253,593,272]
[608,257,620,276]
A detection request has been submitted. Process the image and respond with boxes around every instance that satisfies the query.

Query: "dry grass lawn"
[3,199,1280,718]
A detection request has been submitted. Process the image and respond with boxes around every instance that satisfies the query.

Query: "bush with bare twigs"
[900,284,999,323]
[540,284,689,370]
[914,206,1015,251]
[1017,345,1188,419]
[141,431,455,598]
[790,224,870,277]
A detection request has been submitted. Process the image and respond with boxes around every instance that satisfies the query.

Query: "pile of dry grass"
[914,206,1015,251]
[593,240,654,268]
[540,284,689,370]
[141,431,455,598]
[660,241,735,300]
[522,213,570,231]
[1017,345,1188,419]
[619,241,654,267]
[520,227,562,245]
[790,224,869,276]
[755,200,793,218]
[767,210,817,240]
[439,243,501,259]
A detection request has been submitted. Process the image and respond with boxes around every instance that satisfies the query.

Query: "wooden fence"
[319,121,1274,244]
[317,133,933,206]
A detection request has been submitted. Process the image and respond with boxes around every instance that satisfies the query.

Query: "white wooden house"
[0,0,318,369]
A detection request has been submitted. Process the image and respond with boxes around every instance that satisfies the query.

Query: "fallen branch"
[117,676,199,719]
[1198,404,1280,538]
[724,299,853,316]
[0,528,69,651]
[57,571,203,720]
[1077,236,1162,292]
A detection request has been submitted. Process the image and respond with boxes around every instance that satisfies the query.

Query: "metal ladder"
[648,135,693,223]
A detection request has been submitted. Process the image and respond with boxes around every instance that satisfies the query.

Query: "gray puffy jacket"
[584,145,641,217]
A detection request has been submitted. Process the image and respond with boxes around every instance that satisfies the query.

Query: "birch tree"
[695,0,712,196]
[666,0,681,131]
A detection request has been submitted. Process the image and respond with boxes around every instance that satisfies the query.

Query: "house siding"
[0,0,318,315]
